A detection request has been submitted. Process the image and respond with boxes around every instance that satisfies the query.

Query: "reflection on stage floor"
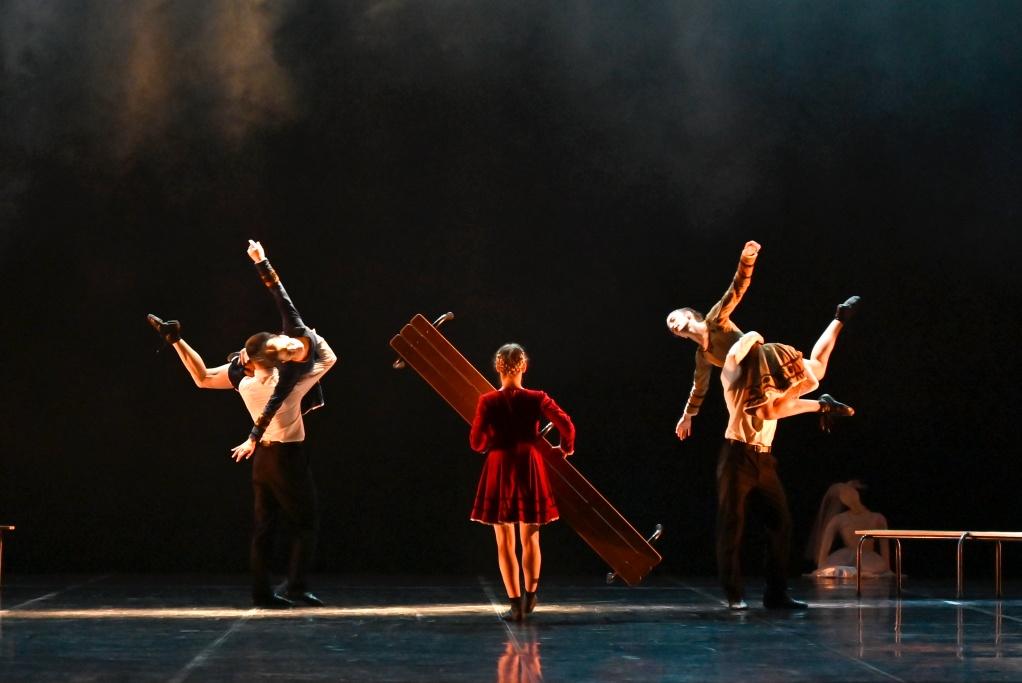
[2,574,1022,681]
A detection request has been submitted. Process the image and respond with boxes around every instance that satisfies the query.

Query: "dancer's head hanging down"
[665,307,705,344]
[245,331,307,367]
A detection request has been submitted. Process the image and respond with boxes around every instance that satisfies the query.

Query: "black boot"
[501,595,524,622]
[818,394,854,433]
[524,591,538,614]
[146,314,181,344]
[835,296,861,323]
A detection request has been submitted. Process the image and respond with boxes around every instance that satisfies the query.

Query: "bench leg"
[957,532,970,599]
[895,539,903,596]
[996,541,1003,598]
[857,534,868,597]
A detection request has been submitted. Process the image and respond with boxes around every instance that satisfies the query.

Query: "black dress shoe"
[253,593,295,609]
[835,296,861,323]
[818,394,854,433]
[286,591,325,607]
[524,591,537,614]
[501,596,524,622]
[762,593,809,610]
[146,314,181,344]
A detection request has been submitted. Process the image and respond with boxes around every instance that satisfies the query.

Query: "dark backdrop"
[2,1,1020,581]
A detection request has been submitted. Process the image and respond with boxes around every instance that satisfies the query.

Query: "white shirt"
[238,335,337,443]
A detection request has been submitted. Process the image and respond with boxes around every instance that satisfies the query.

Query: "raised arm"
[247,240,306,335]
[232,241,317,460]
[716,240,760,325]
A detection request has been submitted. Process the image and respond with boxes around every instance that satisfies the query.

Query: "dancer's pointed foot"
[146,314,181,344]
[818,394,854,433]
[835,296,861,323]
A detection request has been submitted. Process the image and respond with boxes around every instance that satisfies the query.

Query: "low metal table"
[855,529,1022,598]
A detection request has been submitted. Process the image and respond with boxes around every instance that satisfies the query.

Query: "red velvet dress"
[469,387,575,525]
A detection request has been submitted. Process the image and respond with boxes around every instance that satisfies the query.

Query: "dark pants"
[716,439,792,602]
[251,441,319,598]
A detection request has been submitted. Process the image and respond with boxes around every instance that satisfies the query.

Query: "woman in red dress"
[470,343,575,621]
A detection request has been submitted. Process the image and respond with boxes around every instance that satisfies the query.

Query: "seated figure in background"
[805,481,892,578]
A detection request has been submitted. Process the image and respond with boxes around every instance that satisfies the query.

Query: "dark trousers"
[716,439,792,602]
[251,441,319,598]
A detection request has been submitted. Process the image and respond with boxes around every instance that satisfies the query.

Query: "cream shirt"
[238,336,337,443]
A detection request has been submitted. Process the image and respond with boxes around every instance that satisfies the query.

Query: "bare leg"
[751,368,821,420]
[750,297,860,424]
[808,295,861,379]
[519,523,541,593]
[756,397,827,420]
[805,319,843,381]
[494,524,521,598]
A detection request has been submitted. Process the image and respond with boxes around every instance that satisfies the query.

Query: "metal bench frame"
[855,529,1022,598]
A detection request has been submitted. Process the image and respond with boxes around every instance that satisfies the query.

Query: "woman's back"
[471,388,574,454]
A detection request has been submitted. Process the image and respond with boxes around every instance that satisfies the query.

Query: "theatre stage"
[2,574,1020,681]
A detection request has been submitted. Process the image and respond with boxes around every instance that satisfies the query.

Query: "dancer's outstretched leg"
[804,297,860,380]
[746,297,860,425]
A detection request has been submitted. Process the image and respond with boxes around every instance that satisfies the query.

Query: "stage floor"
[2,574,1021,681]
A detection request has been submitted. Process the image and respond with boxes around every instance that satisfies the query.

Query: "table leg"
[857,534,868,597]
[956,532,970,598]
[996,541,1003,598]
[895,539,903,595]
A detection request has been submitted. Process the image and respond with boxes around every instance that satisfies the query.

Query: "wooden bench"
[0,525,13,587]
[855,529,1022,598]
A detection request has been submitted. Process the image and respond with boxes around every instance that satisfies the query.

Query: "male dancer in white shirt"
[148,240,336,608]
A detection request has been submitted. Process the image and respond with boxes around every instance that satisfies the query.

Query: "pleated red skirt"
[470,444,559,525]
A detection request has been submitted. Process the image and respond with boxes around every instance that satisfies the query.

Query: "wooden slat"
[409,315,493,396]
[391,314,661,586]
[391,328,478,422]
